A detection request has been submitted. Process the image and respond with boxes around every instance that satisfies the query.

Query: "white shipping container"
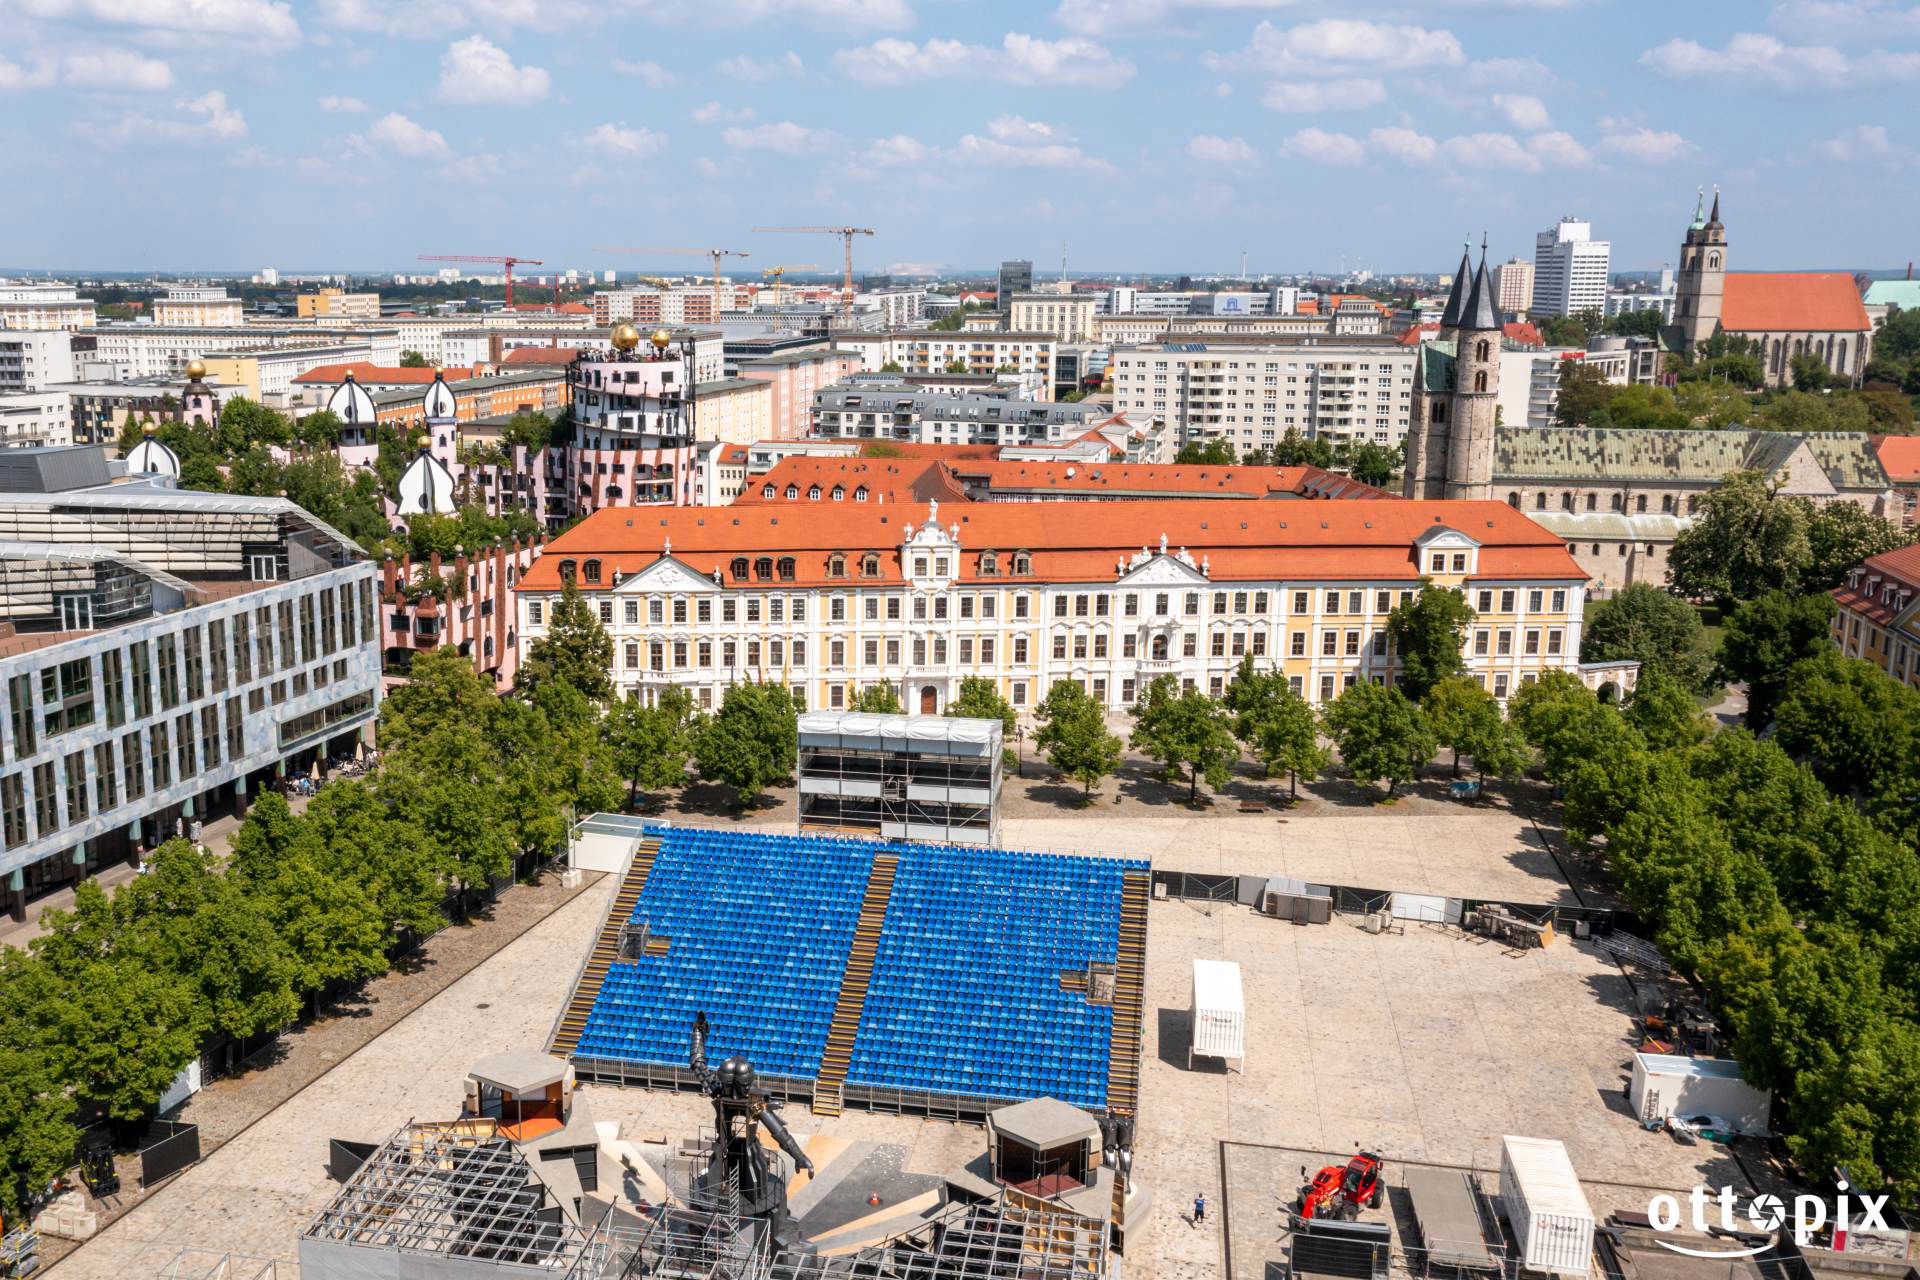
[1629,1054,1771,1136]
[1498,1136,1595,1276]
[1189,959,1245,1071]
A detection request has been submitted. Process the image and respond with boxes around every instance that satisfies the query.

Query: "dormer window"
[784,485,798,499]
[559,559,577,583]
[980,550,999,576]
[730,557,749,581]
[831,486,845,501]
[914,557,928,577]
[1012,550,1032,575]
[582,559,602,584]
[754,556,773,582]
[760,485,774,499]
[808,485,821,500]
[854,486,868,501]
[860,552,881,578]
[777,557,796,581]
[827,553,847,579]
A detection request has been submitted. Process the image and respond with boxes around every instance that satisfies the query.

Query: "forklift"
[1292,1152,1386,1223]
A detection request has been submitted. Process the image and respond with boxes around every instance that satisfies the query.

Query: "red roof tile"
[948,460,1397,501]
[503,347,584,365]
[734,457,970,507]
[1872,435,1920,485]
[293,362,477,385]
[521,499,1584,592]
[1832,543,1920,624]
[1398,322,1544,348]
[1720,273,1871,333]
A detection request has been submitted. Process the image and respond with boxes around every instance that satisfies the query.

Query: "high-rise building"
[1493,258,1534,314]
[1530,218,1610,318]
[996,260,1033,308]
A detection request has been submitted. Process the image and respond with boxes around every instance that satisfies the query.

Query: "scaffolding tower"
[796,713,1002,848]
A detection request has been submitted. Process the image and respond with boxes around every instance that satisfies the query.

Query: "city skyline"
[2,0,1918,273]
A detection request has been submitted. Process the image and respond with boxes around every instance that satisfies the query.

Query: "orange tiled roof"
[508,302,592,314]
[1832,543,1920,624]
[949,460,1396,501]
[734,456,970,508]
[1398,322,1544,348]
[1872,435,1920,485]
[520,499,1584,592]
[1720,273,1871,333]
[503,347,584,365]
[293,362,477,385]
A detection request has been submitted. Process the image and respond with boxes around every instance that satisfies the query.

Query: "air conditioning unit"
[1363,911,1389,934]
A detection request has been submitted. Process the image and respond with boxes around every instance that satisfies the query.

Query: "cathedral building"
[1404,243,1505,502]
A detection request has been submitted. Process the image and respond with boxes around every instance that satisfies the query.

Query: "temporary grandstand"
[549,825,1149,1125]
[796,712,1003,848]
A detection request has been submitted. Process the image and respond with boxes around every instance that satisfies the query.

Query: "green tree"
[518,581,614,704]
[1321,682,1436,799]
[379,645,500,747]
[51,957,204,1121]
[943,359,968,373]
[1553,358,1615,427]
[1033,680,1123,800]
[1667,470,1813,606]
[1225,658,1328,797]
[1345,440,1400,488]
[1790,352,1836,392]
[1128,675,1239,805]
[1273,428,1335,468]
[1424,676,1512,779]
[1600,384,1689,431]
[1804,501,1913,591]
[379,714,514,911]
[0,1044,77,1220]
[1774,650,1920,841]
[1716,589,1839,728]
[605,686,699,806]
[305,779,444,938]
[1579,584,1711,688]
[694,683,798,808]
[399,349,429,368]
[879,360,904,373]
[1672,378,1755,429]
[1173,437,1236,465]
[852,684,904,713]
[1622,665,1711,752]
[948,674,1017,737]
[1384,581,1474,703]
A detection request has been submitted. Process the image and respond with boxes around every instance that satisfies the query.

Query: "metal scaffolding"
[795,713,1002,848]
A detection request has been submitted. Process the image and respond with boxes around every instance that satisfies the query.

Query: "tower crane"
[594,246,750,315]
[417,253,544,308]
[750,226,875,319]
[760,264,820,284]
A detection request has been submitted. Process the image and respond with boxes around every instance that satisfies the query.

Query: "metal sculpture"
[689,1012,815,1250]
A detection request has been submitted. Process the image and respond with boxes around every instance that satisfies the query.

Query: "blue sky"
[3,0,1918,276]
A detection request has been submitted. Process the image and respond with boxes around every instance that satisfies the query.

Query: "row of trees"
[1666,471,1913,608]
[1517,632,1920,1197]
[1552,358,1915,435]
[1171,432,1402,489]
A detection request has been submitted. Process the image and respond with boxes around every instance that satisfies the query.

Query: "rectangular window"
[338,586,355,650]
[598,600,613,624]
[1055,597,1070,619]
[529,600,545,626]
[176,712,197,778]
[1052,635,1067,660]
[1494,673,1510,699]
[1497,629,1513,656]
[157,633,181,709]
[1551,589,1567,612]
[1347,590,1363,614]
[980,638,995,664]
[697,599,713,624]
[698,641,712,667]
[63,751,88,824]
[277,602,295,672]
[209,618,229,690]
[93,741,116,812]
[1211,633,1226,657]
[183,627,205,702]
[1124,593,1138,618]
[122,731,145,801]
[1319,674,1335,702]
[1499,589,1515,614]
[1477,590,1493,612]
[1,774,26,849]
[32,761,59,836]
[39,658,94,737]
[102,648,126,729]
[319,590,338,656]
[1290,632,1306,657]
[1293,591,1309,614]
[1325,590,1341,614]
[1321,631,1337,656]
[1252,632,1267,656]
[299,595,317,664]
[1015,596,1030,620]
[1345,630,1361,657]
[1011,681,1027,707]
[1528,590,1544,613]
[1474,629,1489,656]
[1547,630,1563,656]
[1013,637,1028,664]
[150,722,172,789]
[201,705,221,769]
[226,697,243,760]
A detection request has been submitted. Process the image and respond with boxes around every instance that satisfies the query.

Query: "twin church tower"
[1402,243,1504,501]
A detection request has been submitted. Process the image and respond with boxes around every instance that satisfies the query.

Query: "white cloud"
[362,111,450,158]
[612,58,677,86]
[951,116,1112,171]
[1187,134,1256,164]
[16,0,300,46]
[637,0,913,30]
[314,0,587,35]
[1058,0,1587,30]
[717,50,806,81]
[832,33,1133,86]
[1207,19,1465,75]
[1367,126,1438,165]
[985,115,1067,145]
[1818,122,1911,162]
[692,101,755,124]
[1597,125,1695,163]
[721,120,839,153]
[438,34,548,105]
[586,122,667,156]
[1466,56,1558,91]
[1259,78,1385,111]
[1639,33,1849,88]
[0,56,56,91]
[319,94,368,112]
[1526,130,1591,167]
[61,48,174,89]
[1767,0,1920,42]
[866,133,927,165]
[77,89,247,145]
[1280,127,1366,166]
[1493,92,1550,130]
[1439,131,1543,171]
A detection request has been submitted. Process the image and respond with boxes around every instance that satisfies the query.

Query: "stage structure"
[796,712,1002,848]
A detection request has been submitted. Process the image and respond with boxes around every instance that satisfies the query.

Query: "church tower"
[1404,241,1500,501]
[1675,187,1725,351]
[1444,243,1502,502]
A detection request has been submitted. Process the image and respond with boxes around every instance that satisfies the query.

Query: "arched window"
[860,552,880,578]
[1661,494,1674,513]
[1534,493,1547,510]
[1432,402,1447,424]
[776,557,795,581]
[1474,371,1487,393]
[831,486,844,501]
[1586,494,1597,511]
[807,485,821,500]
[730,556,749,581]
[1838,339,1849,372]
[1151,634,1169,661]
[1634,495,1646,513]
[1476,340,1490,361]
[784,485,798,499]
[1012,550,1032,575]
[854,485,868,501]
[1507,492,1520,508]
[1561,491,1573,511]
[1610,494,1623,512]
[559,559,577,583]
[1708,252,1720,270]
[753,556,773,581]
[582,559,601,584]
[979,550,999,575]
[827,553,846,579]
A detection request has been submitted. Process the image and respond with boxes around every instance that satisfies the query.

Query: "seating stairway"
[1106,871,1150,1229]
[811,855,899,1117]
[549,838,660,1057]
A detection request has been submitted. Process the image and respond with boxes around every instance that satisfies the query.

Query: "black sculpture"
[689,1012,815,1251]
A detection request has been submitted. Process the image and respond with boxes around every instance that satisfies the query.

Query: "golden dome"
[185,358,207,381]
[649,328,672,351]
[609,322,640,352]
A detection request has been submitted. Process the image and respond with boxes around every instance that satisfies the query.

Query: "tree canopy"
[1579,584,1711,689]
[1385,582,1474,703]
[518,582,615,704]
[1033,680,1123,800]
[1225,657,1328,797]
[693,683,798,808]
[1321,682,1435,798]
[1128,675,1239,805]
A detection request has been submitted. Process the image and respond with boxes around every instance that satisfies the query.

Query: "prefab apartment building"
[0,447,380,921]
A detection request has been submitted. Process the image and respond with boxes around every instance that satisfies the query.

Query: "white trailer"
[1189,959,1245,1072]
[1498,1136,1594,1277]
[1630,1053,1771,1136]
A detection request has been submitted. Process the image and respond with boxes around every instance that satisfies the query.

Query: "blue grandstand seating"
[569,827,1148,1112]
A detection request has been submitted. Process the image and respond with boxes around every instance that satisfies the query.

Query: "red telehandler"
[1292,1152,1386,1222]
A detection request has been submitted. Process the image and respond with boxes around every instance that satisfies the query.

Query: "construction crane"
[751,226,875,318]
[594,246,750,315]
[417,253,544,308]
[760,264,820,284]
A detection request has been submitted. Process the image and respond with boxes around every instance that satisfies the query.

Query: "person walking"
[1193,1191,1208,1227]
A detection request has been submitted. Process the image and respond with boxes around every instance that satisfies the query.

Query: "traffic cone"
[868,1190,882,1206]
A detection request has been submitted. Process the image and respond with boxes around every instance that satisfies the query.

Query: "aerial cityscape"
[2,2,1920,1280]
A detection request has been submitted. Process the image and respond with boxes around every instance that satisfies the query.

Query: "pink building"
[737,348,864,440]
[379,537,540,689]
[565,328,700,511]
